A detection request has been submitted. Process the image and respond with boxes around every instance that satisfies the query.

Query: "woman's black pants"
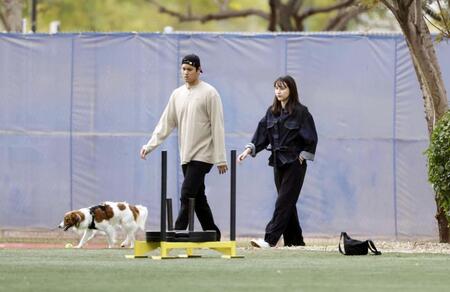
[264,160,307,246]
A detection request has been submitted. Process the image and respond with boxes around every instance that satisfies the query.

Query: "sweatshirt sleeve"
[143,93,177,153]
[207,89,227,166]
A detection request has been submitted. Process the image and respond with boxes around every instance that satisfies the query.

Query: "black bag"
[338,232,381,256]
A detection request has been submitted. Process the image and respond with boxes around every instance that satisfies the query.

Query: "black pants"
[174,160,221,241]
[264,160,307,247]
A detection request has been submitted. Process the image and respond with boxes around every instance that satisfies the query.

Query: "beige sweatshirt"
[143,81,227,166]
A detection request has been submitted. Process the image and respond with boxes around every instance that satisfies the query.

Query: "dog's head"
[58,211,84,231]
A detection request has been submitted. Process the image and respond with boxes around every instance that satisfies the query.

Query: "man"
[140,54,227,241]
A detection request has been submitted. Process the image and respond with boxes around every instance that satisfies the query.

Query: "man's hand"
[140,147,149,160]
[217,164,228,174]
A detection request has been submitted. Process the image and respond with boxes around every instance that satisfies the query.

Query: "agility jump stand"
[128,150,243,260]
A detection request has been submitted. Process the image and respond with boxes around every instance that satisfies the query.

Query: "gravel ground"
[240,236,450,254]
[280,240,450,254]
[2,229,450,254]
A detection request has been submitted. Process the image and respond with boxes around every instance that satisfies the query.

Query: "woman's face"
[274,81,290,103]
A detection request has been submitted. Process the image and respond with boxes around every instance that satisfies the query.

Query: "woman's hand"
[237,148,251,163]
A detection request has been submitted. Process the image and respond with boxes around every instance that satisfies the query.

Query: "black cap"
[181,54,203,73]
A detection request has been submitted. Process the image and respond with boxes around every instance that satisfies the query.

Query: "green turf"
[1,248,449,292]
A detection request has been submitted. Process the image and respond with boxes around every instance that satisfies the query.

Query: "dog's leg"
[76,229,94,248]
[128,232,136,249]
[85,230,97,242]
[120,225,131,247]
[120,235,130,248]
[121,224,137,248]
[104,226,117,248]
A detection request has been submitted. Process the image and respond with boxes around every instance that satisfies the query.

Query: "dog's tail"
[136,205,148,231]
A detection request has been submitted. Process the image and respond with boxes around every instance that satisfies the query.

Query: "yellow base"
[126,240,243,260]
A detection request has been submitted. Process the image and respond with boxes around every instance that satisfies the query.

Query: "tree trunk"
[3,0,23,32]
[388,1,450,243]
[436,205,449,242]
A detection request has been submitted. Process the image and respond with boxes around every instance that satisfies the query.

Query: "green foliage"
[426,111,450,222]
[22,0,268,33]
[16,0,383,33]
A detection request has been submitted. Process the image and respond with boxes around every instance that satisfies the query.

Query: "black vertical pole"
[31,0,37,33]
[166,198,173,231]
[188,198,195,232]
[161,151,167,241]
[230,150,236,241]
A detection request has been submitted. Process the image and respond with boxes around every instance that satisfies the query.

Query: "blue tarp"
[1,32,449,239]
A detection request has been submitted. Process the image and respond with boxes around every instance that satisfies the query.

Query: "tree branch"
[147,0,269,23]
[379,0,396,13]
[424,13,445,33]
[424,13,450,38]
[268,0,279,31]
[436,0,450,34]
[0,8,9,31]
[287,0,303,14]
[325,5,368,31]
[423,4,442,22]
[423,1,450,37]
[296,0,355,20]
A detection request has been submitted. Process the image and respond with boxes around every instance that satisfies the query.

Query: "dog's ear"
[68,212,81,228]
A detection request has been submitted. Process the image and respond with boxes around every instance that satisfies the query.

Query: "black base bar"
[146,231,217,242]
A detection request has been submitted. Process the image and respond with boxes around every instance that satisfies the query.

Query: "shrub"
[426,111,450,222]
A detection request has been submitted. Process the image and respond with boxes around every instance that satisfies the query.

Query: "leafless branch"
[287,0,303,14]
[424,13,450,38]
[423,1,450,34]
[0,8,9,31]
[424,13,445,32]
[147,0,269,23]
[268,0,278,31]
[379,0,396,12]
[423,4,442,21]
[325,4,368,31]
[436,0,450,33]
[297,0,355,19]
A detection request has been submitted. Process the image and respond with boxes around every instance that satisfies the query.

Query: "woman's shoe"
[250,238,271,248]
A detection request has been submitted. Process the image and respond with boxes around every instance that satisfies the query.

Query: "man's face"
[181,64,200,84]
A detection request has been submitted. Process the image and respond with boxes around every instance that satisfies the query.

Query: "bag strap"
[338,232,346,255]
[367,240,382,255]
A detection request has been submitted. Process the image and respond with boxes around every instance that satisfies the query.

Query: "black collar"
[88,204,107,230]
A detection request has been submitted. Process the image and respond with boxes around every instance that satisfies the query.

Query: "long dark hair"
[271,75,300,115]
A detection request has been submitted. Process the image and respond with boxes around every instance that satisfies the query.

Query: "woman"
[238,75,318,248]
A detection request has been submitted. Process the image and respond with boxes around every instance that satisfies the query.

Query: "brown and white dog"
[58,201,148,248]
